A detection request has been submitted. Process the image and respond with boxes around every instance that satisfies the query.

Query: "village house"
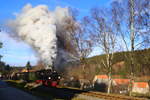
[93,75,150,95]
[112,79,130,94]
[132,82,149,94]
[93,75,109,92]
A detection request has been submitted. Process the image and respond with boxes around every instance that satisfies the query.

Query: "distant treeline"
[0,61,11,74]
[87,48,150,76]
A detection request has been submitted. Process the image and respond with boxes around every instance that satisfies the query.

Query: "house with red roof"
[93,75,109,92]
[93,75,150,94]
[112,79,130,94]
[132,82,149,94]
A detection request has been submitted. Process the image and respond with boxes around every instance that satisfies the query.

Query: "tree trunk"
[82,64,86,79]
[129,0,135,96]
[107,72,112,94]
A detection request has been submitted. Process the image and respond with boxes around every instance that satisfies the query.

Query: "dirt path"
[0,80,44,100]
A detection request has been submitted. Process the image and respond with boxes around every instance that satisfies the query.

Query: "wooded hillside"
[87,48,150,76]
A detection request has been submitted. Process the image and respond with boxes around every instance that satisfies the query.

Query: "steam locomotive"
[35,69,61,87]
[11,69,61,87]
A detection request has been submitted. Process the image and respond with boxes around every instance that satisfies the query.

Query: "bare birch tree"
[110,0,150,95]
[62,9,93,79]
[85,7,119,94]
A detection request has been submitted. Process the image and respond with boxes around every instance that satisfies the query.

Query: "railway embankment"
[5,80,147,100]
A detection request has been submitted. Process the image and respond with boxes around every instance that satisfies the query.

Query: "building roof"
[96,75,108,79]
[113,79,130,85]
[133,82,149,88]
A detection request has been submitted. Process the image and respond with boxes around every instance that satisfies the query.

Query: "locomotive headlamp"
[48,77,51,79]
[58,76,61,79]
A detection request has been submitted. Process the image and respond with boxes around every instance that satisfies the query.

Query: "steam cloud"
[9,4,71,69]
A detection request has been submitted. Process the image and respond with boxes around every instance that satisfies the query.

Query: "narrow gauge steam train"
[35,69,61,87]
[12,69,61,87]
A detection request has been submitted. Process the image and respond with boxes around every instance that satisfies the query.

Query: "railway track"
[64,87,146,100]
[80,91,146,100]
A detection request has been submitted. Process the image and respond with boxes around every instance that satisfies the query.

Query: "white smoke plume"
[9,4,71,69]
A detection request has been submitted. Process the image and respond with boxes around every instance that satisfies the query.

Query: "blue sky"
[0,0,112,66]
